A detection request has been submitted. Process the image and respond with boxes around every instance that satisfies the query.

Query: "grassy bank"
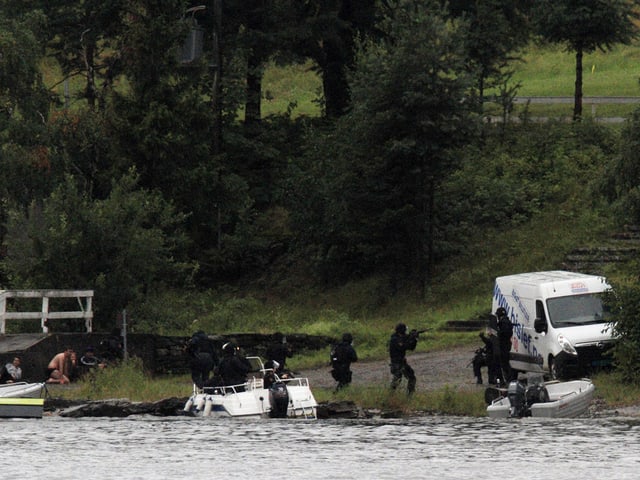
[55,359,489,416]
[260,43,640,119]
[514,44,640,97]
[54,359,640,418]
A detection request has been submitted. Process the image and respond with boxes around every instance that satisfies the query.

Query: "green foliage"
[445,0,531,101]
[1,171,195,328]
[318,384,486,416]
[131,290,307,335]
[293,1,479,285]
[604,283,640,384]
[261,61,322,117]
[532,0,639,118]
[72,357,191,401]
[40,0,127,108]
[593,369,640,406]
[513,43,640,98]
[0,11,50,125]
[600,109,640,226]
[46,109,123,200]
[534,0,638,53]
[432,119,615,264]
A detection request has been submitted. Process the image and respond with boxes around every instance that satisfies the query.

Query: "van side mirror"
[534,317,547,334]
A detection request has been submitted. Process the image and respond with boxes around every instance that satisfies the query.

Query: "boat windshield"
[546,293,610,327]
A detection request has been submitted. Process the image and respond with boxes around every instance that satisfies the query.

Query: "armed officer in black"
[496,307,514,383]
[330,333,358,391]
[217,342,252,390]
[389,323,418,394]
[186,330,218,388]
[265,332,293,376]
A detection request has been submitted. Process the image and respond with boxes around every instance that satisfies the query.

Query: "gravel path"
[298,344,481,392]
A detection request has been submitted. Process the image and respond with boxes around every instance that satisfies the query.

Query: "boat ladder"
[297,399,317,419]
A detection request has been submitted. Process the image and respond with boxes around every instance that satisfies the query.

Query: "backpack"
[187,332,208,356]
[498,316,513,339]
[330,343,350,368]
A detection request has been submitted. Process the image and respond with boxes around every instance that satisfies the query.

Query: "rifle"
[409,327,431,337]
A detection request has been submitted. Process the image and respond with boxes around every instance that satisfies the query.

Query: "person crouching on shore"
[46,347,77,384]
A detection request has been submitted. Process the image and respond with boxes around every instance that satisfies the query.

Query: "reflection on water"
[2,415,639,479]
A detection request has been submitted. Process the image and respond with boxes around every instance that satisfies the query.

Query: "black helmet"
[395,323,407,334]
[342,333,353,343]
[222,342,237,356]
[496,307,507,317]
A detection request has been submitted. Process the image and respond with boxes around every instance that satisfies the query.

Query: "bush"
[605,283,640,384]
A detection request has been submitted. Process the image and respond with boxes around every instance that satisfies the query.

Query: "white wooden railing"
[0,290,94,334]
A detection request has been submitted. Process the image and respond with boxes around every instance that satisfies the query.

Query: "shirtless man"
[46,348,77,384]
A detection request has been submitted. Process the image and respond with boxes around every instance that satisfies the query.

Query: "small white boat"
[183,357,317,419]
[0,382,45,399]
[487,379,595,419]
[0,382,45,418]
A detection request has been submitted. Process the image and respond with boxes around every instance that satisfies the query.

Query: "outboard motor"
[507,380,527,418]
[268,381,290,418]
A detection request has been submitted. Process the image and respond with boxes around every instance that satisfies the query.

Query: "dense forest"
[2,0,640,376]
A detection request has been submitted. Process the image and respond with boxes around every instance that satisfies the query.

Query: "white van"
[492,271,614,380]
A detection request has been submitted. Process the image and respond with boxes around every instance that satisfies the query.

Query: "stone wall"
[0,332,336,382]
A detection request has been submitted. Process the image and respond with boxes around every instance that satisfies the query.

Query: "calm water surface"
[2,415,639,479]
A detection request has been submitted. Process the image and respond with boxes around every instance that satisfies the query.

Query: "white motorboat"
[0,382,45,399]
[0,382,45,418]
[487,378,595,419]
[183,357,318,419]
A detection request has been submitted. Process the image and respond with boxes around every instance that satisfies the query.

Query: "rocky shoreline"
[44,396,371,419]
[44,396,639,419]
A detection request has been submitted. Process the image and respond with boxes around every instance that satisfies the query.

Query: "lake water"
[2,414,639,479]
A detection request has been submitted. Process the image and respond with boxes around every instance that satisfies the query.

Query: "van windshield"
[546,293,610,327]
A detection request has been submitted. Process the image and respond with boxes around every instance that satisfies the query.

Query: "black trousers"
[390,361,416,393]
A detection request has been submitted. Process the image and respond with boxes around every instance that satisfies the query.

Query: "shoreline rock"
[46,397,190,418]
[45,397,371,419]
[43,395,640,419]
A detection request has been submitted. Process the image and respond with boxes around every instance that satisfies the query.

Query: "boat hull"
[186,380,317,419]
[487,379,595,419]
[0,397,44,418]
[184,357,318,420]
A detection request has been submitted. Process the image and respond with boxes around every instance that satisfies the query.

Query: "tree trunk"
[573,46,583,121]
[244,52,262,126]
[211,0,223,154]
[82,40,96,110]
[321,39,350,118]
